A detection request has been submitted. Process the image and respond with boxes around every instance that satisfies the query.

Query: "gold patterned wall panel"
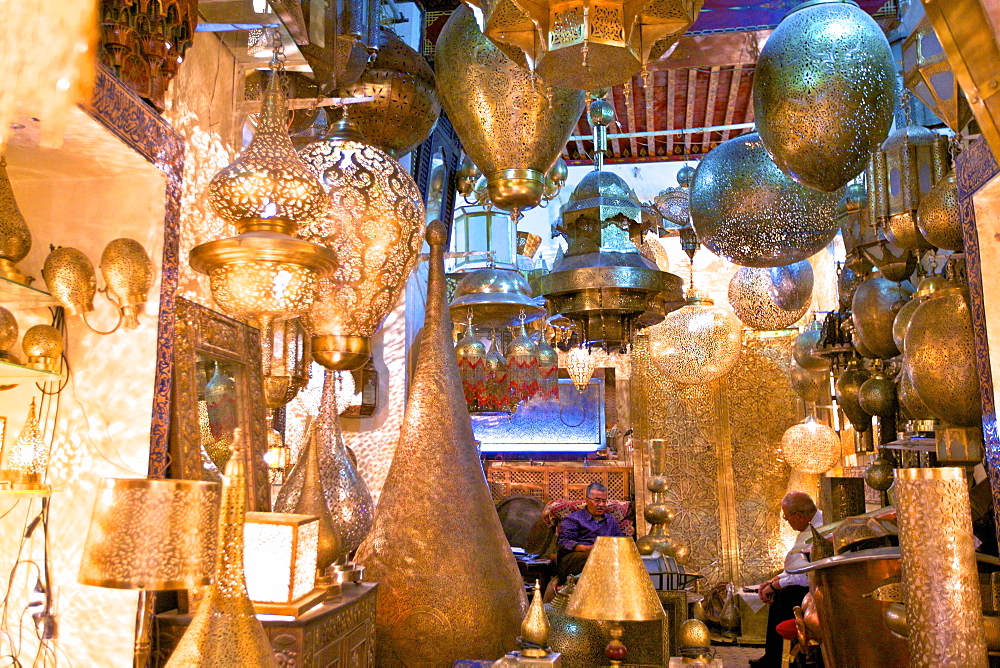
[634,331,796,588]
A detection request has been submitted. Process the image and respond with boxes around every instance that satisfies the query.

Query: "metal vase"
[354,221,527,665]
[894,467,988,666]
[753,0,896,192]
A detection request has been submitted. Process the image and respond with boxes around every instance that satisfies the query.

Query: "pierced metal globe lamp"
[728,266,810,331]
[647,290,742,385]
[780,416,841,475]
[298,111,425,371]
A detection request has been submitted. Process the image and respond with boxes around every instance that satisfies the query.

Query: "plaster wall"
[0,108,166,666]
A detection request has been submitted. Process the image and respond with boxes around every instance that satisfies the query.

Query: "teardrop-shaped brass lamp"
[43,246,96,315]
[355,221,527,665]
[0,157,31,285]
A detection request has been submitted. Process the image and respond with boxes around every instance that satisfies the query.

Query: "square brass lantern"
[243,511,326,616]
[902,16,973,134]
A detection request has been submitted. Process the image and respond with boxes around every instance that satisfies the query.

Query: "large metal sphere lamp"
[646,291,742,385]
[689,133,842,268]
[728,267,810,331]
[917,171,963,251]
[781,416,841,475]
[851,276,914,359]
[753,0,896,192]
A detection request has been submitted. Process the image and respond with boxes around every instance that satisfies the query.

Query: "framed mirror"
[413,111,462,233]
[170,296,270,511]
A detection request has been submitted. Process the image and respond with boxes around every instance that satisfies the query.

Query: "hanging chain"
[269,27,286,74]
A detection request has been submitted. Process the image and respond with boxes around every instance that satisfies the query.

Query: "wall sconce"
[244,511,326,616]
[0,398,48,490]
[22,324,63,371]
[42,238,154,334]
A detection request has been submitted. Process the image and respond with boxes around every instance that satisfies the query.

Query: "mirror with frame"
[170,296,270,511]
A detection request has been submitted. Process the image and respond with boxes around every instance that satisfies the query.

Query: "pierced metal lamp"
[21,324,62,372]
[99,238,153,330]
[567,536,665,666]
[566,344,596,392]
[244,512,325,616]
[78,478,220,668]
[902,16,974,134]
[0,157,32,285]
[298,110,425,371]
[1,399,48,489]
[780,416,841,475]
[647,289,742,385]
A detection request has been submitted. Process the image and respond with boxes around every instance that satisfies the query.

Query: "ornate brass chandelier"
[298,110,425,371]
[190,46,336,339]
[464,0,703,91]
[653,165,695,232]
[647,289,742,386]
[537,99,684,349]
[566,344,596,391]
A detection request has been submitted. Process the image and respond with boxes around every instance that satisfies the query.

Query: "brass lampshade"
[465,0,702,91]
[917,171,962,251]
[753,0,896,193]
[299,113,425,371]
[2,399,48,485]
[449,267,545,328]
[653,170,693,231]
[690,133,842,267]
[79,478,220,590]
[780,416,841,475]
[43,246,96,315]
[880,124,949,251]
[99,238,153,330]
[647,292,742,385]
[0,157,32,285]
[901,16,974,134]
[22,324,63,371]
[567,537,664,622]
[435,6,585,216]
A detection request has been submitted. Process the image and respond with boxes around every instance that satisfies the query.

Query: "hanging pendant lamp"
[299,110,425,371]
[566,345,596,392]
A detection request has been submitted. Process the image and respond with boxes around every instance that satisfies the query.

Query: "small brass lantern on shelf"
[243,511,326,616]
[22,324,62,372]
[0,157,32,286]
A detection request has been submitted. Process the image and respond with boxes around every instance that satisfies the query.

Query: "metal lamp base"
[311,335,371,371]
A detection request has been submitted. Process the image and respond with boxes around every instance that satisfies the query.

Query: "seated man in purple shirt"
[556,482,625,584]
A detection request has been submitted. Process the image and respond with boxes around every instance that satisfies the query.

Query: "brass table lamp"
[78,478,220,667]
[566,536,665,666]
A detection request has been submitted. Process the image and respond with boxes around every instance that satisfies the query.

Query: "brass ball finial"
[426,219,448,246]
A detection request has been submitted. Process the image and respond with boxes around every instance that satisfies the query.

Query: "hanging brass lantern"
[449,267,545,328]
[191,65,336,331]
[0,157,31,285]
[839,252,872,309]
[837,358,872,432]
[917,171,963,251]
[299,112,425,371]
[536,331,559,400]
[902,16,974,134]
[690,133,842,268]
[794,319,830,371]
[456,321,487,411]
[355,223,527,664]
[507,321,540,405]
[753,0,896,193]
[464,0,702,91]
[653,168,694,231]
[99,238,153,330]
[435,6,585,218]
[566,345,596,391]
[298,0,381,93]
[851,276,913,359]
[484,339,514,414]
[880,124,950,250]
[337,27,441,158]
[862,149,919,282]
[904,285,981,427]
[864,456,895,492]
[646,291,742,385]
[43,247,96,315]
[780,416,841,475]
[728,267,810,331]
[899,366,934,421]
[791,363,828,403]
[539,103,684,348]
[262,317,311,410]
[892,274,949,352]
[837,183,870,257]
[858,369,897,418]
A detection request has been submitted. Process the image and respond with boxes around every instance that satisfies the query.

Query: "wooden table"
[155,583,377,667]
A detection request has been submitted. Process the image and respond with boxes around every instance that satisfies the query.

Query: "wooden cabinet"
[155,583,377,667]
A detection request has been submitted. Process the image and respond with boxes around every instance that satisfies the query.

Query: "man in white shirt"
[749,491,824,668]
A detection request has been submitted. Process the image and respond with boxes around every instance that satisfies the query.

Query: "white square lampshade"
[244,512,321,614]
